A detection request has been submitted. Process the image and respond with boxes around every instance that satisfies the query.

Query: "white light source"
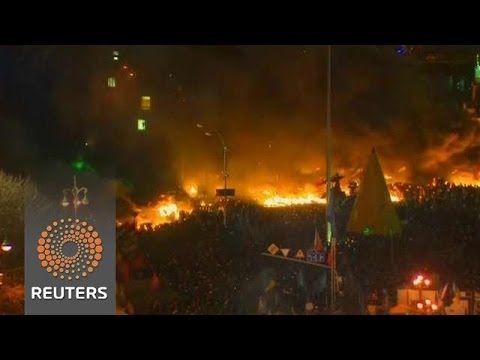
[61,196,69,207]
[1,239,12,252]
[107,77,116,88]
[82,195,89,205]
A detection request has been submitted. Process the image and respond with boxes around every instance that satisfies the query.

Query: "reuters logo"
[37,218,103,280]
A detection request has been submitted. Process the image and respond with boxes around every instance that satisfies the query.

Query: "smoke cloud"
[2,45,479,202]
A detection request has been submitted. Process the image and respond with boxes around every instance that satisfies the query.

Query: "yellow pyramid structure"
[347,148,401,236]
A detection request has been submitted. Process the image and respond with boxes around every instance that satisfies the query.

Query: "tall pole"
[326,45,335,311]
[198,124,229,228]
[223,144,227,228]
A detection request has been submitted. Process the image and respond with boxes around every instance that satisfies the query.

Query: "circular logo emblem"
[37,218,103,280]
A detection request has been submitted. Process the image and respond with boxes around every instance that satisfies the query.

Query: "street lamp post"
[412,274,437,314]
[61,176,89,219]
[413,274,430,301]
[196,124,229,228]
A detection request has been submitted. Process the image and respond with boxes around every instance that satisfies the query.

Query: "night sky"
[1,45,479,202]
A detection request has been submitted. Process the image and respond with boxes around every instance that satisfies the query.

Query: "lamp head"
[1,239,12,252]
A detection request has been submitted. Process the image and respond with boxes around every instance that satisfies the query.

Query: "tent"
[347,148,401,236]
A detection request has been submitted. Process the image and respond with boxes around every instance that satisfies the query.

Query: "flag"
[347,148,401,236]
[327,250,333,267]
[258,296,268,314]
[265,279,276,293]
[313,228,324,252]
[440,282,454,306]
[151,272,160,292]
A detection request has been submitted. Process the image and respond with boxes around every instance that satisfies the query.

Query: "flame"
[187,185,198,197]
[158,203,178,217]
[262,192,400,206]
[390,194,401,202]
[133,195,192,231]
[449,170,480,186]
[263,194,327,207]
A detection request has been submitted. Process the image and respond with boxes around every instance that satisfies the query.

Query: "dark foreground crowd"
[116,179,480,314]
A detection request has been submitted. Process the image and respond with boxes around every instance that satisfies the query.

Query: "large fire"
[176,168,480,212]
[255,179,402,208]
[263,194,327,207]
[133,196,192,231]
[260,191,401,207]
[449,169,480,187]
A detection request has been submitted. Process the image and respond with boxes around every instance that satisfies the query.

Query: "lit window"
[141,96,151,110]
[137,119,146,131]
[113,50,119,61]
[107,77,116,88]
[475,54,480,84]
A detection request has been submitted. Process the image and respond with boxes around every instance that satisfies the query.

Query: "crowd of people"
[394,179,480,288]
[116,178,480,315]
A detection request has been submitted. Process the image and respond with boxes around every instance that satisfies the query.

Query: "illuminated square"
[107,77,116,88]
[141,96,151,110]
[137,119,146,131]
